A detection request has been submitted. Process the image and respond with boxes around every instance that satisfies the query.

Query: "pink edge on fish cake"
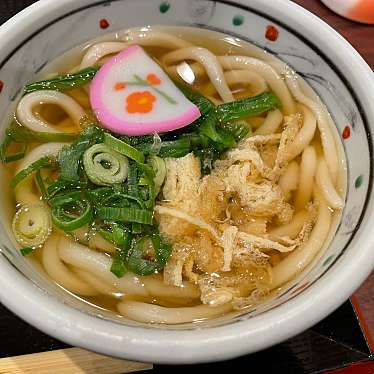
[89,44,201,136]
[92,106,201,136]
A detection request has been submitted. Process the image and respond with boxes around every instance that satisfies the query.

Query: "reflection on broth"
[1,26,346,324]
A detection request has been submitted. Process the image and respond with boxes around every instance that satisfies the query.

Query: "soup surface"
[1,26,346,324]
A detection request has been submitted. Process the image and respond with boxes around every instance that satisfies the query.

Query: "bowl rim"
[0,0,374,364]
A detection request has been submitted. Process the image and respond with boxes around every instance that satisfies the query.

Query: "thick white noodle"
[88,233,117,253]
[122,28,193,49]
[72,267,121,296]
[142,275,200,299]
[17,90,85,133]
[15,143,66,205]
[279,161,299,195]
[295,146,317,211]
[58,237,199,299]
[42,234,98,296]
[299,77,343,182]
[224,69,267,95]
[166,61,207,83]
[117,300,232,324]
[16,142,66,173]
[218,55,296,114]
[80,42,127,69]
[269,210,308,239]
[162,47,234,102]
[284,70,339,182]
[69,226,89,243]
[14,176,40,206]
[286,105,316,162]
[254,109,283,135]
[58,236,149,296]
[316,158,344,209]
[272,188,332,288]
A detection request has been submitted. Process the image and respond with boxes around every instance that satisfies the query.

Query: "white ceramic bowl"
[0,0,373,364]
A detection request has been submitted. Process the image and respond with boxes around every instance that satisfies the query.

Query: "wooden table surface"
[293,0,374,350]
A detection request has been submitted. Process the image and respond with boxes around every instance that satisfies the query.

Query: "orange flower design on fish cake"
[146,73,161,85]
[126,91,156,114]
[114,82,126,91]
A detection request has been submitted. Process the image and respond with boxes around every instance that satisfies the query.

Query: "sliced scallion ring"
[51,194,93,232]
[11,156,51,189]
[12,204,52,247]
[83,143,128,186]
[0,133,27,163]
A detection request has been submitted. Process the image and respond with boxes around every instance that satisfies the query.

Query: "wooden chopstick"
[0,347,153,374]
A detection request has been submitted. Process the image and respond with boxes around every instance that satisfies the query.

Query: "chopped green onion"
[136,162,155,179]
[12,204,52,247]
[127,258,159,276]
[83,143,128,186]
[215,92,280,123]
[151,232,172,266]
[96,207,153,224]
[86,187,114,203]
[102,224,133,278]
[158,138,191,158]
[182,132,210,148]
[100,224,132,248]
[141,176,156,210]
[148,156,166,195]
[131,222,143,234]
[3,148,27,163]
[127,161,141,201]
[49,190,81,206]
[127,237,160,275]
[20,247,34,256]
[104,133,145,164]
[24,67,99,94]
[3,144,27,163]
[126,233,172,276]
[35,170,48,199]
[0,133,27,163]
[199,115,235,149]
[130,162,156,209]
[101,193,146,209]
[7,121,78,143]
[11,156,51,188]
[51,193,93,232]
[120,134,154,148]
[58,126,103,182]
[47,179,77,197]
[138,177,148,186]
[110,254,128,278]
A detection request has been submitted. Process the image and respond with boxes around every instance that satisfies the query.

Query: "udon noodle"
[1,26,345,324]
